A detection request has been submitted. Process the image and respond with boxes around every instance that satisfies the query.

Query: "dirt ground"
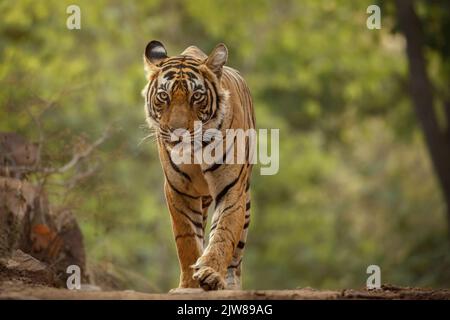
[0,250,448,300]
[1,280,449,300]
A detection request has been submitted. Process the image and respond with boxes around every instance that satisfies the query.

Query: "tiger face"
[143,41,229,146]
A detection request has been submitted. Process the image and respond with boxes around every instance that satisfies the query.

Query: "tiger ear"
[205,43,228,78]
[144,40,168,65]
[143,40,168,76]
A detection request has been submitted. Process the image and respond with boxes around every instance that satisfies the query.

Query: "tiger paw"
[192,266,226,291]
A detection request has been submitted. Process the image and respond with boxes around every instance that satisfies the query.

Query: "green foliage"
[1,0,448,290]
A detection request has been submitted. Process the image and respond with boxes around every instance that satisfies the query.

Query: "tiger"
[142,40,255,291]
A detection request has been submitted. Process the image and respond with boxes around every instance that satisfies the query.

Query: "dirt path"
[1,281,449,300]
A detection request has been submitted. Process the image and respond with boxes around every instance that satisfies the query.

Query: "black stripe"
[165,175,200,199]
[215,165,245,208]
[245,137,249,161]
[161,62,200,72]
[175,232,203,241]
[221,201,240,215]
[229,258,242,268]
[185,71,198,80]
[210,80,221,117]
[237,241,245,249]
[203,137,236,173]
[147,79,158,119]
[243,221,250,229]
[181,79,189,91]
[205,85,213,117]
[165,147,192,182]
[204,78,220,120]
[204,162,221,173]
[216,116,224,131]
[163,71,176,80]
[166,56,198,62]
[164,56,199,64]
[189,207,203,215]
[202,202,211,209]
[173,205,203,229]
[202,197,213,208]
[246,201,251,211]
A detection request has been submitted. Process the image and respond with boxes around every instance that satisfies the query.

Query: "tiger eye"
[193,92,203,100]
[158,92,168,100]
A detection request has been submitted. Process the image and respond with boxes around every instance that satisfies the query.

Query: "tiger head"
[142,40,230,145]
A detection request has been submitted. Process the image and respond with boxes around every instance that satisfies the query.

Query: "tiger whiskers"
[139,123,159,146]
[138,132,158,146]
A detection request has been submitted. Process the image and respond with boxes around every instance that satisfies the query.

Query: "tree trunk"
[395,0,450,235]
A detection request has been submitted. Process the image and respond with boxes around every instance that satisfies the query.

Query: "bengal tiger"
[142,40,255,291]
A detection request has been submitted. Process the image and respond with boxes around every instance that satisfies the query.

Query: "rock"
[0,176,88,287]
[0,177,38,258]
[0,250,55,286]
[5,249,47,272]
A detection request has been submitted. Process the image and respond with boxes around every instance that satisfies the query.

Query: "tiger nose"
[168,104,190,130]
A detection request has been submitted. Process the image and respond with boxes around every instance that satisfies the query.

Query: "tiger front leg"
[193,165,247,290]
[225,189,251,290]
[164,182,205,289]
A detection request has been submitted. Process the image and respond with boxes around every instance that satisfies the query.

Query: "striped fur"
[142,41,254,290]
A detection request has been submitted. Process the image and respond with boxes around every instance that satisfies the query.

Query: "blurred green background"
[1,0,449,291]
